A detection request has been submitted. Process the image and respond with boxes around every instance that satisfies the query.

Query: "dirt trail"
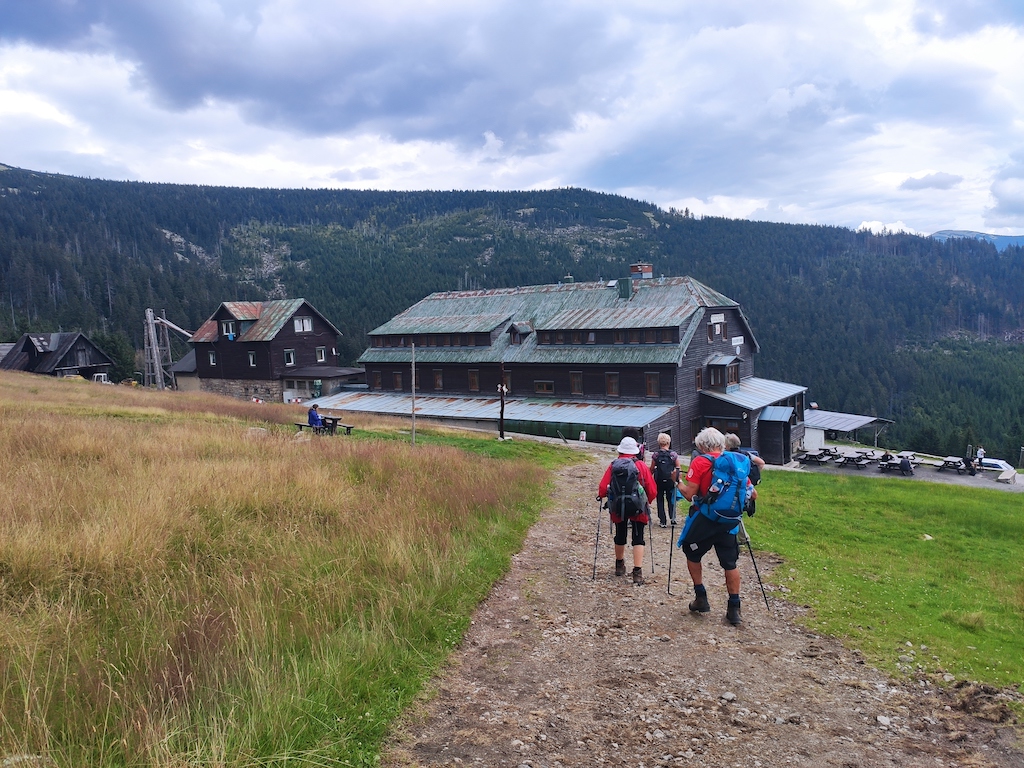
[383,452,1023,768]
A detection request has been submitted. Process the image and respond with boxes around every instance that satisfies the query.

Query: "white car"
[979,458,1014,472]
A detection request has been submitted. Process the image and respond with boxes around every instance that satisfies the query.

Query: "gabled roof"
[0,333,113,374]
[360,276,759,366]
[190,299,341,343]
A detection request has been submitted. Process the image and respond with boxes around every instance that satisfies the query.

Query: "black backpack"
[653,450,677,486]
[608,458,645,521]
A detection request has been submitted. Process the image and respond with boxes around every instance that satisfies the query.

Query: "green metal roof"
[359,276,756,367]
[191,299,341,343]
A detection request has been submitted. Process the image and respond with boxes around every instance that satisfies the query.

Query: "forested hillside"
[2,164,1022,458]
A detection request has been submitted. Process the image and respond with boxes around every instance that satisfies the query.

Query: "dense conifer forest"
[2,164,1022,459]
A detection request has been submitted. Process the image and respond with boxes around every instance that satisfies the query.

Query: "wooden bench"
[996,469,1017,484]
[854,458,872,469]
[295,419,355,436]
[295,422,327,435]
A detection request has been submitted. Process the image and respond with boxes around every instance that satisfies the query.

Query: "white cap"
[616,436,640,455]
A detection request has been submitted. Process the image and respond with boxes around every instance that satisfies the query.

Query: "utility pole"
[410,341,416,446]
[498,361,508,440]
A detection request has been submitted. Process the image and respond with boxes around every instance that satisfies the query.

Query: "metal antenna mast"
[144,308,193,389]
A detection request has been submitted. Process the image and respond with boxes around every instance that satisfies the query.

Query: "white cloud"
[0,1,1022,233]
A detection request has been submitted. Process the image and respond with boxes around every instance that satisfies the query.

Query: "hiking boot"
[615,559,626,577]
[688,594,711,613]
[632,567,644,585]
[659,522,667,528]
[726,599,742,626]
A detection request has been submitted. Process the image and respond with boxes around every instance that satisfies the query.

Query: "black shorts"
[679,512,739,570]
[613,519,646,547]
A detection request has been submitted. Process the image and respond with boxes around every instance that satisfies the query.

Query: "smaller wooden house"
[0,333,114,380]
[189,299,356,401]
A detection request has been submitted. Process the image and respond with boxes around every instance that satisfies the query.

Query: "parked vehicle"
[91,373,113,384]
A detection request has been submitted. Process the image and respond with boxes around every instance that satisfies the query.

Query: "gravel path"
[382,450,1023,768]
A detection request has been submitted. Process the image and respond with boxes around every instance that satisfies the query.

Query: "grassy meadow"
[0,372,567,767]
[753,470,1024,689]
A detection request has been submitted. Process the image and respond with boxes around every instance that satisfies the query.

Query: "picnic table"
[798,449,832,465]
[937,456,966,473]
[294,416,355,436]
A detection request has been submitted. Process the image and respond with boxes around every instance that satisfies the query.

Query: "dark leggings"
[655,483,676,524]
[613,519,646,547]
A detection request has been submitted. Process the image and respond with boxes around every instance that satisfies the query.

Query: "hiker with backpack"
[677,427,757,626]
[725,433,763,515]
[649,433,681,528]
[597,436,658,585]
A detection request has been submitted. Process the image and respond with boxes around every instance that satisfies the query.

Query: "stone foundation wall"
[199,378,284,402]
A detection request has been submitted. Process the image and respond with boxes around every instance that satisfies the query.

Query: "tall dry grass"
[0,372,548,766]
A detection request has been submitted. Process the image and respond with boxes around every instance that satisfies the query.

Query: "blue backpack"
[696,452,750,525]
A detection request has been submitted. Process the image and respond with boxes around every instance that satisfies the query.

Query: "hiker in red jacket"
[598,436,657,585]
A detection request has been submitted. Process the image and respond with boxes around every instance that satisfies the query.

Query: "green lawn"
[752,471,1024,688]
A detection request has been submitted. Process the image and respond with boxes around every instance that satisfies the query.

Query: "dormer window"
[510,330,522,345]
[220,320,236,338]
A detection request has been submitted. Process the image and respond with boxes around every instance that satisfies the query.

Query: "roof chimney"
[562,273,574,284]
[630,262,654,280]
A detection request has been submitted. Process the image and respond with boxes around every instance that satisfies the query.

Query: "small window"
[571,331,582,344]
[293,317,313,333]
[433,370,443,391]
[372,336,383,347]
[645,372,660,398]
[707,325,714,343]
[586,331,596,344]
[316,346,326,363]
[285,379,296,389]
[248,351,257,368]
[727,363,740,385]
[613,330,625,344]
[710,367,724,387]
[393,372,402,391]
[442,335,451,347]
[372,371,382,389]
[605,373,620,397]
[629,330,640,344]
[510,331,522,345]
[467,334,476,347]
[415,370,421,391]
[535,380,554,395]
[539,332,551,345]
[220,320,236,338]
[468,369,480,392]
[570,371,583,395]
[555,332,565,345]
[722,322,728,339]
[502,370,512,394]
[695,368,703,391]
[208,351,216,366]
[429,335,437,347]
[645,329,657,344]
[284,349,295,367]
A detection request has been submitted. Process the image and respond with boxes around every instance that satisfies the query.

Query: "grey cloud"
[0,1,635,148]
[984,157,1024,227]
[900,172,963,190]
[913,0,1024,36]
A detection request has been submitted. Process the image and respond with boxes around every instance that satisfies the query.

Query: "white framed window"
[316,346,326,363]
[248,351,256,367]
[208,351,216,366]
[293,316,313,333]
[284,349,296,366]
[220,320,236,337]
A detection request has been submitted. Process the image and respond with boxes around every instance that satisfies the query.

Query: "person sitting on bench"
[307,404,325,434]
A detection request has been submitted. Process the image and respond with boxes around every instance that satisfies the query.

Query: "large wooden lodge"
[317,263,806,463]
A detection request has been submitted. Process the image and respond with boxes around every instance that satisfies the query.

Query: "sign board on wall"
[731,336,744,346]
[710,313,725,323]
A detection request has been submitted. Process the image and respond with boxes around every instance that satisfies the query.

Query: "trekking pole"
[592,497,603,581]
[739,520,771,612]
[648,514,656,574]
[667,519,675,595]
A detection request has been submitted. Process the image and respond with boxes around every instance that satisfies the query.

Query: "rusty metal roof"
[191,299,341,343]
[311,390,675,429]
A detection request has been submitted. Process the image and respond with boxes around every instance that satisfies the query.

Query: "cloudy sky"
[1,0,1023,235]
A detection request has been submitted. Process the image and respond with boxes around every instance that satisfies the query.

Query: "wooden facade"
[358,271,806,459]
[190,298,345,401]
